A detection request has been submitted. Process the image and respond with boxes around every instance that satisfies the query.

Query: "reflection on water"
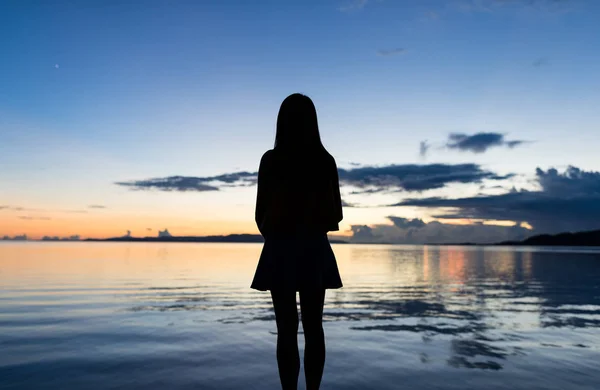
[1,242,600,389]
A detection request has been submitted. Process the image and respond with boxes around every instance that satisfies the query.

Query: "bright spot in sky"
[55,64,59,69]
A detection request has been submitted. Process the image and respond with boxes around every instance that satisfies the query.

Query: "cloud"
[446,132,527,153]
[0,206,44,212]
[424,10,440,19]
[388,216,426,229]
[118,177,219,192]
[457,0,572,13]
[350,188,388,195]
[116,171,256,192]
[338,163,513,192]
[18,216,52,221]
[419,141,430,158]
[119,164,511,195]
[506,140,526,148]
[532,57,549,67]
[341,199,356,207]
[349,216,531,244]
[389,166,600,234]
[339,0,369,12]
[377,48,406,57]
[88,205,106,209]
[2,206,88,214]
[350,225,376,241]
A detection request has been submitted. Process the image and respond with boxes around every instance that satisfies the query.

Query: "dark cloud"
[118,164,511,194]
[350,225,376,241]
[390,166,600,234]
[118,177,219,192]
[338,163,513,192]
[536,166,600,196]
[341,199,356,208]
[349,188,389,195]
[377,48,406,57]
[506,140,526,148]
[88,205,106,209]
[349,216,531,244]
[446,132,527,153]
[388,216,427,229]
[116,171,256,192]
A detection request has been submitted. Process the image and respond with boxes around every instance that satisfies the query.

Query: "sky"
[1,0,600,243]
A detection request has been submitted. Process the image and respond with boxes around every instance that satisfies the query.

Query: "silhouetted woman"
[251,93,343,390]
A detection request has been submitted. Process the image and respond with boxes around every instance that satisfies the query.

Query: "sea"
[1,242,599,389]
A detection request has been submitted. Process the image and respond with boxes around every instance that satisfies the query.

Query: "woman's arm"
[331,158,343,224]
[255,151,272,236]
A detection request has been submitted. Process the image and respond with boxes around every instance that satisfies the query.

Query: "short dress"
[250,149,344,292]
[250,232,343,291]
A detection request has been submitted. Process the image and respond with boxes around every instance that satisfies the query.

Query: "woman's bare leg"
[299,288,326,390]
[270,289,300,390]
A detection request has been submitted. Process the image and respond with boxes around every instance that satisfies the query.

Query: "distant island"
[6,228,600,246]
[431,229,600,247]
[85,229,600,246]
[85,232,350,244]
[496,229,600,247]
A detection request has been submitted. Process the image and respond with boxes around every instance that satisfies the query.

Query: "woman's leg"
[270,289,300,390]
[299,288,326,390]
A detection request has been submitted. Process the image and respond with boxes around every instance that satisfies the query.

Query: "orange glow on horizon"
[0,212,355,240]
[0,214,259,240]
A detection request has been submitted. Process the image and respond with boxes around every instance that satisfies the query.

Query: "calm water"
[1,243,600,390]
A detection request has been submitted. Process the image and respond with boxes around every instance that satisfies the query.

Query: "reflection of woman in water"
[251,93,343,390]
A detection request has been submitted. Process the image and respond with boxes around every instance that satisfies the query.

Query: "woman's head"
[275,93,324,152]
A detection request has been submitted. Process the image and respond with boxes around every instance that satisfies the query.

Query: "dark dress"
[250,148,344,292]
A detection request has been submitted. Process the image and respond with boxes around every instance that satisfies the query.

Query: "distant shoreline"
[83,234,351,244]
[84,228,600,246]
[83,229,600,246]
[4,229,600,246]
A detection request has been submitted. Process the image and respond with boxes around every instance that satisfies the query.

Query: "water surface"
[1,242,600,389]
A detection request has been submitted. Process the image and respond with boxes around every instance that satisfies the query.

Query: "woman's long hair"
[270,93,333,227]
[274,93,326,156]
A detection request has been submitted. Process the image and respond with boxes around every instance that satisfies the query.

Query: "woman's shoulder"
[322,150,337,169]
[325,151,336,164]
[260,149,275,164]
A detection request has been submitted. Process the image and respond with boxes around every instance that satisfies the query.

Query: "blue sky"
[1,0,600,241]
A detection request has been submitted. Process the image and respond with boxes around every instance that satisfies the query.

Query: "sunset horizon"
[2,2,600,389]
[3,0,600,243]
